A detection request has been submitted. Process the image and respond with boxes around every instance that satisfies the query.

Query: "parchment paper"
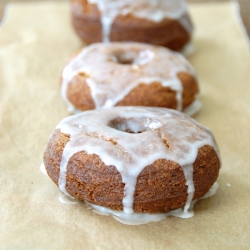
[0,1,250,249]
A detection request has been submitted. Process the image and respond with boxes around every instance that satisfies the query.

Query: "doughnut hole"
[111,50,138,65]
[111,49,154,65]
[109,117,161,134]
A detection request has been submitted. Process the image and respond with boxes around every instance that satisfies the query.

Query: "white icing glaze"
[59,194,79,204]
[59,194,80,205]
[87,0,192,42]
[90,203,194,225]
[58,182,219,225]
[40,163,48,176]
[183,98,202,116]
[89,181,219,225]
[74,182,219,225]
[56,107,220,216]
[201,182,219,199]
[61,42,197,113]
[181,41,195,57]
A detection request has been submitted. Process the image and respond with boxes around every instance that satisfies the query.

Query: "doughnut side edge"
[70,0,191,51]
[178,71,199,110]
[64,71,199,113]
[43,130,220,214]
[43,129,70,186]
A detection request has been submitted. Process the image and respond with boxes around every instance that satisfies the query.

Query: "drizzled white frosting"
[58,182,219,225]
[59,194,79,205]
[61,42,197,113]
[87,0,192,42]
[57,182,219,225]
[89,182,219,225]
[56,107,220,216]
[183,98,202,116]
[40,163,48,176]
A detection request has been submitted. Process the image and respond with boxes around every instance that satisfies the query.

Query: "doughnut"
[43,107,221,223]
[61,42,200,115]
[71,0,193,51]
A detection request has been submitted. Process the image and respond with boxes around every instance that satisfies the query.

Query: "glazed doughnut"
[71,0,193,51]
[43,107,220,223]
[62,42,200,115]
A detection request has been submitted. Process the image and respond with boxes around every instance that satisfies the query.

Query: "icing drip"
[58,147,78,197]
[40,163,48,176]
[181,41,195,57]
[183,98,202,116]
[201,182,219,199]
[178,12,193,34]
[56,107,220,215]
[90,182,219,225]
[182,164,195,213]
[59,194,78,204]
[61,42,196,113]
[58,181,219,225]
[91,202,194,225]
[88,0,192,42]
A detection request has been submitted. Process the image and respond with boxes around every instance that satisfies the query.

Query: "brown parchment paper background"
[0,1,250,249]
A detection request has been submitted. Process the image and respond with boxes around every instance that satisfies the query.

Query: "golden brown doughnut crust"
[71,0,192,51]
[43,129,220,214]
[66,71,199,112]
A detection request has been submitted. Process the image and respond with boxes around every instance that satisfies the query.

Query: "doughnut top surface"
[87,0,192,42]
[62,42,196,112]
[56,107,220,214]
